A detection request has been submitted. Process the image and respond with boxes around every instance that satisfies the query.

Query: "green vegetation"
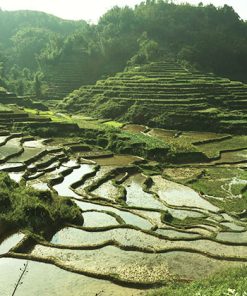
[103,121,124,128]
[0,173,83,239]
[147,267,247,296]
[1,106,247,293]
[164,166,247,213]
[0,103,10,111]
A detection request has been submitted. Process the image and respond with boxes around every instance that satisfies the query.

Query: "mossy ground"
[188,168,247,213]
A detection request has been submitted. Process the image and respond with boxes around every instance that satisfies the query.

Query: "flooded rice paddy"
[0,130,247,295]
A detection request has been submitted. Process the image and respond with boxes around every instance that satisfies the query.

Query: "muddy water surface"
[0,233,24,255]
[0,138,22,159]
[0,258,145,296]
[54,164,94,198]
[152,175,219,212]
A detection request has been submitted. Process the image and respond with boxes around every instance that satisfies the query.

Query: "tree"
[33,72,43,99]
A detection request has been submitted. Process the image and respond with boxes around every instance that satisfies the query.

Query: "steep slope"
[61,59,247,134]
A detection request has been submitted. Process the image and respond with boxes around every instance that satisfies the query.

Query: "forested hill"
[0,10,85,96]
[0,10,85,67]
[0,1,247,98]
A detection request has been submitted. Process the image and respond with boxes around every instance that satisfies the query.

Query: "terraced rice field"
[63,59,247,134]
[1,123,247,295]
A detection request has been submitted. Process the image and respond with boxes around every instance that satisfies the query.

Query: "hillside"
[61,58,247,134]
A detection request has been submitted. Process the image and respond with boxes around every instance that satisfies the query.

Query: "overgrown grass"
[21,107,247,163]
[59,60,247,135]
[120,131,169,149]
[0,103,11,112]
[147,267,247,296]
[103,120,124,128]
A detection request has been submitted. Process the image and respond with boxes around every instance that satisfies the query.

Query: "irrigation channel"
[0,128,247,295]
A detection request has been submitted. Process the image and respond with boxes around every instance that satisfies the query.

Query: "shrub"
[0,173,83,238]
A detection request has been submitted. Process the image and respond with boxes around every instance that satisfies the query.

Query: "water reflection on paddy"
[152,175,219,212]
[124,174,164,209]
[82,211,119,227]
[92,180,120,202]
[0,233,24,255]
[75,200,152,229]
[53,164,94,198]
[0,138,22,159]
[31,245,247,283]
[8,171,24,183]
[51,227,247,258]
[217,231,247,243]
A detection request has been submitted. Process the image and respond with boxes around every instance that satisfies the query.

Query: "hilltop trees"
[11,27,56,69]
[128,32,161,65]
[33,72,44,99]
[0,1,247,97]
[0,10,85,95]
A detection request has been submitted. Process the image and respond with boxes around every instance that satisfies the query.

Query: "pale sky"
[0,0,246,22]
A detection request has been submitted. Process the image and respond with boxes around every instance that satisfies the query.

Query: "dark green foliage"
[0,191,12,212]
[33,72,43,99]
[123,102,153,124]
[1,1,247,99]
[20,123,79,138]
[74,127,170,161]
[95,101,127,119]
[128,32,161,66]
[95,1,247,81]
[161,210,173,223]
[0,10,86,96]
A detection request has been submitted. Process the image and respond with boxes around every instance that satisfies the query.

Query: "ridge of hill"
[60,59,247,134]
